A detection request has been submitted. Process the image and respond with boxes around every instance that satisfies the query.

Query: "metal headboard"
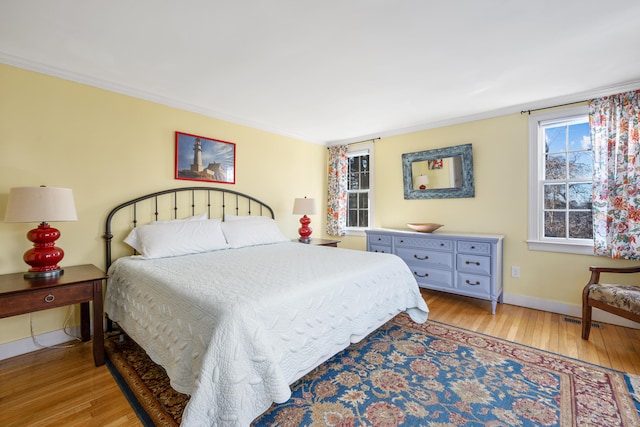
[104,187,275,270]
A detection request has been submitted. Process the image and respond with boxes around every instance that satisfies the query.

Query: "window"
[346,143,374,234]
[528,105,594,255]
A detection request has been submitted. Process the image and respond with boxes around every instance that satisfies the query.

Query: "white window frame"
[345,142,374,236]
[527,105,594,255]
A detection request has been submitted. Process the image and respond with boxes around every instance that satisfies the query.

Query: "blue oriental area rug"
[105,313,640,426]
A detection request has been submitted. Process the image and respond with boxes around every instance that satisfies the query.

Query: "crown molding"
[0,52,325,145]
[328,80,640,146]
[3,51,639,148]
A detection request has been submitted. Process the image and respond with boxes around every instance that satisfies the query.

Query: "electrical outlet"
[511,266,521,278]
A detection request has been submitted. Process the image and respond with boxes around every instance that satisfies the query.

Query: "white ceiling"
[2,1,640,145]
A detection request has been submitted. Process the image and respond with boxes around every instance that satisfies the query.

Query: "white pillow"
[221,218,289,248]
[124,213,208,252]
[133,219,228,259]
[224,214,271,222]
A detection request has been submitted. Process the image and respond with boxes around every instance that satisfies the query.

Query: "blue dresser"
[366,229,504,314]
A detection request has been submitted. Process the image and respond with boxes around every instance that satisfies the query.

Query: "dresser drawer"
[456,254,491,276]
[411,266,454,288]
[396,247,453,270]
[0,284,93,316]
[457,241,491,255]
[368,234,392,246]
[370,244,391,254]
[457,272,491,296]
[394,236,453,251]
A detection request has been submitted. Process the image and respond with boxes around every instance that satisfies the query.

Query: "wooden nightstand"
[294,238,341,247]
[0,264,107,366]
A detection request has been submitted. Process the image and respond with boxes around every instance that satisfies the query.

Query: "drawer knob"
[466,280,481,286]
[375,250,386,253]
[414,271,429,278]
[414,254,429,260]
[465,261,481,266]
[44,294,55,303]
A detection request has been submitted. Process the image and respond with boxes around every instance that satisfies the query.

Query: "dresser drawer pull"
[413,271,429,278]
[465,280,481,286]
[44,294,55,303]
[413,254,429,260]
[465,260,481,266]
[375,249,386,253]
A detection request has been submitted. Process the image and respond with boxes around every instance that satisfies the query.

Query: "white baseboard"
[0,326,82,361]
[503,292,640,329]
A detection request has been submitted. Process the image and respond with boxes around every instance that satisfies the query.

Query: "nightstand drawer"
[1,284,93,317]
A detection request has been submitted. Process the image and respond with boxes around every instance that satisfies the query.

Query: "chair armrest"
[589,265,640,274]
[587,265,640,287]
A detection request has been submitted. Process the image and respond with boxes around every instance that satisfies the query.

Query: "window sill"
[526,240,594,255]
[345,229,367,237]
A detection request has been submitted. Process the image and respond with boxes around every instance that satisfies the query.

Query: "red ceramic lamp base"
[23,222,65,279]
[298,215,313,243]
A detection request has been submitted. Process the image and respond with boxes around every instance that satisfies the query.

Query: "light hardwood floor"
[2,290,640,426]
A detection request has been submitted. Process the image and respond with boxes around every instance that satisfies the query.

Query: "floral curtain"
[326,145,348,236]
[591,89,640,259]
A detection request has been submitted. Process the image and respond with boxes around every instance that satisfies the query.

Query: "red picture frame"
[175,131,236,184]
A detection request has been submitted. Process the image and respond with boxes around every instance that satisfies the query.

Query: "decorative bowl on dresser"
[406,223,443,233]
[366,229,504,314]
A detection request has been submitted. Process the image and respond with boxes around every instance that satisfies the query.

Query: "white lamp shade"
[4,186,78,223]
[415,175,430,188]
[292,197,317,215]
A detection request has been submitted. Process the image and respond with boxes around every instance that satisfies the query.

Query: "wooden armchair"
[582,265,640,340]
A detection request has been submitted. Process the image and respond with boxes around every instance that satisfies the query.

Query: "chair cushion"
[588,284,640,315]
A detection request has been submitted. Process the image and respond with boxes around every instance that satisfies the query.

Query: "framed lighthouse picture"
[175,131,236,184]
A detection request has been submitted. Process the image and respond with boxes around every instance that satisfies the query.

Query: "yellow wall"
[0,64,327,345]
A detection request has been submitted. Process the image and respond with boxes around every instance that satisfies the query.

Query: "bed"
[103,187,429,426]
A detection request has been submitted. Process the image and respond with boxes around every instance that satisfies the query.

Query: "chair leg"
[582,304,592,340]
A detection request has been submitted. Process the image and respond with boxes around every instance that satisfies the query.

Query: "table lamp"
[4,186,78,278]
[415,174,430,190]
[292,197,317,243]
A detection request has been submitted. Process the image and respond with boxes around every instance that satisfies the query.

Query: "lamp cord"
[29,305,83,349]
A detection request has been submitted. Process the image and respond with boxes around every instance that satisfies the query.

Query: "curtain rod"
[328,137,380,149]
[520,100,588,115]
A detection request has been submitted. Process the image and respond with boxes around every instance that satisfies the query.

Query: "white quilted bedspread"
[105,242,429,426]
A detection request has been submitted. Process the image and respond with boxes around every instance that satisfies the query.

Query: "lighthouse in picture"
[191,138,203,172]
